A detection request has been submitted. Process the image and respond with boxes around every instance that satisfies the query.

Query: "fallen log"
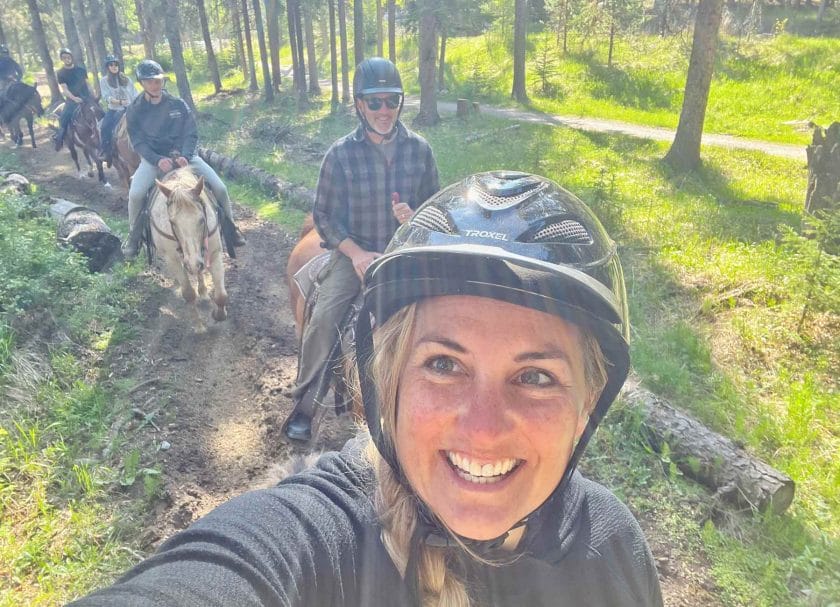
[50,198,122,272]
[196,146,314,211]
[622,385,795,515]
[0,172,31,194]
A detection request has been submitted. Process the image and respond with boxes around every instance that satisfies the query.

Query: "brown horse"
[150,168,228,323]
[66,97,106,184]
[286,214,326,338]
[111,112,139,188]
[0,82,43,148]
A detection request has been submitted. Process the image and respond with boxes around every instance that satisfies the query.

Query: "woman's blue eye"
[427,356,456,373]
[519,369,553,386]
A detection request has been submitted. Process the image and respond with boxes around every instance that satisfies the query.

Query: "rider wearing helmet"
[282,57,439,442]
[69,172,662,607]
[97,55,137,164]
[123,59,245,259]
[53,47,92,151]
[0,44,24,98]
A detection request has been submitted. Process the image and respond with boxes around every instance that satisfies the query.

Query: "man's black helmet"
[353,57,403,98]
[355,171,630,549]
[104,54,120,70]
[135,59,165,81]
[59,47,73,58]
[0,44,9,57]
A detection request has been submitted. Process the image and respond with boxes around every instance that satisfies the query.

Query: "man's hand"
[392,192,413,224]
[70,95,82,103]
[174,156,188,168]
[349,250,381,281]
[157,157,174,172]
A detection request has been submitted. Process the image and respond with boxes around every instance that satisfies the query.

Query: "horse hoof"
[103,182,112,189]
[212,308,227,322]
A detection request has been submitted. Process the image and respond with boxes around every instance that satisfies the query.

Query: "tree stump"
[0,173,31,194]
[622,385,795,515]
[805,122,840,215]
[50,198,123,272]
[456,99,470,119]
[472,101,480,114]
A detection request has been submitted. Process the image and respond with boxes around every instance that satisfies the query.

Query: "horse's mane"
[160,169,206,212]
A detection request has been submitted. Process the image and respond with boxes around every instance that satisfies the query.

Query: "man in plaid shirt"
[284,58,439,442]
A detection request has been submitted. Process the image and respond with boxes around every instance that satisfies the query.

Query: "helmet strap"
[355,95,404,141]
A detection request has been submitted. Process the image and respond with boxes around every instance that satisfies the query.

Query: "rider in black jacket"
[0,44,23,97]
[123,59,245,259]
[53,48,92,151]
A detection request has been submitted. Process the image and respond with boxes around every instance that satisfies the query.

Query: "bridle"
[151,187,218,267]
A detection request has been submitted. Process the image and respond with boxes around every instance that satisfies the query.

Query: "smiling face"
[356,93,400,142]
[107,62,120,74]
[394,295,593,541]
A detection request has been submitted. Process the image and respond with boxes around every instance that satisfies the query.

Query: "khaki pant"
[290,252,360,417]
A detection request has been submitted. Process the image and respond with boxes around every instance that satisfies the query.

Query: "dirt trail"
[5,127,718,606]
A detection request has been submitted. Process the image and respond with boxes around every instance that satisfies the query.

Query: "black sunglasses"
[363,94,401,111]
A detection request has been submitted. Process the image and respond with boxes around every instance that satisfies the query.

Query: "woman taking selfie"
[70,171,662,606]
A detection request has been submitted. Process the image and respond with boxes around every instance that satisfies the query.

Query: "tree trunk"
[376,0,383,56]
[59,0,85,64]
[438,28,447,91]
[241,0,259,91]
[252,0,274,100]
[511,0,528,102]
[230,0,248,80]
[88,0,110,75]
[805,122,840,215]
[329,0,339,108]
[266,0,282,89]
[387,0,396,62]
[287,0,302,92]
[414,9,439,126]
[622,386,795,515]
[664,0,724,172]
[292,0,308,101]
[196,0,223,93]
[75,0,99,73]
[164,0,196,111]
[103,0,123,59]
[354,0,364,64]
[303,2,321,94]
[339,0,351,102]
[608,21,615,67]
[134,0,155,59]
[0,18,6,47]
[25,0,63,104]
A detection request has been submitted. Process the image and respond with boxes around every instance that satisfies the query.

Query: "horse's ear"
[156,179,173,198]
[192,176,205,197]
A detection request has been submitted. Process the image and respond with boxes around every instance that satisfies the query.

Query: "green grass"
[0,175,152,605]
[437,28,840,145]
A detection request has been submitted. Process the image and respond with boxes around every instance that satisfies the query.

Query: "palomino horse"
[66,97,106,183]
[111,112,139,188]
[0,82,43,148]
[150,168,228,322]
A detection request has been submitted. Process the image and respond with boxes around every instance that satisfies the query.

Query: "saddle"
[294,255,362,417]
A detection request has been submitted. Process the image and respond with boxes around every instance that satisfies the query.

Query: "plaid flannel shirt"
[313,122,439,253]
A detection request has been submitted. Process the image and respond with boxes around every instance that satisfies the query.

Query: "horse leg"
[162,249,200,320]
[208,251,228,322]
[67,140,83,177]
[27,115,35,148]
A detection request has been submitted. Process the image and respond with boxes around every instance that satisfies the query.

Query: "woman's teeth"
[446,451,520,484]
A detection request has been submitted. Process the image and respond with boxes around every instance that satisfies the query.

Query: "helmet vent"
[531,220,592,244]
[411,206,455,234]
[471,182,548,211]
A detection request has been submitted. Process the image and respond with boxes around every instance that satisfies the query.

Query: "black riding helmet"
[355,171,630,557]
[135,59,165,81]
[352,57,404,137]
[0,44,9,57]
[103,54,120,71]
